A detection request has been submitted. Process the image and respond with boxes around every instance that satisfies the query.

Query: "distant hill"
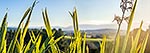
[7,24,117,30]
[7,24,125,38]
[7,27,17,31]
[85,28,125,35]
[63,24,117,30]
[64,28,125,39]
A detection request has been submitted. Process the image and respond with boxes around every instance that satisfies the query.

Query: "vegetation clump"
[0,0,149,53]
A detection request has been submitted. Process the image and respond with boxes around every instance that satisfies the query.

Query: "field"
[0,0,149,53]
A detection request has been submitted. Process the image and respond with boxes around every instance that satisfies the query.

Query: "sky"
[0,0,150,30]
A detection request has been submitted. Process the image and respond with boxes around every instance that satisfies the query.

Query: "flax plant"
[113,0,136,53]
[69,7,83,53]
[121,0,137,53]
[0,0,149,53]
[139,30,149,53]
[7,0,37,53]
[0,11,8,53]
[100,35,106,53]
[130,21,143,53]
[40,8,64,53]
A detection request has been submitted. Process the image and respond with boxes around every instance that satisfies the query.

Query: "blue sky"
[0,0,150,30]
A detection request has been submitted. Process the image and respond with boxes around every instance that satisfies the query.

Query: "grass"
[0,0,149,53]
